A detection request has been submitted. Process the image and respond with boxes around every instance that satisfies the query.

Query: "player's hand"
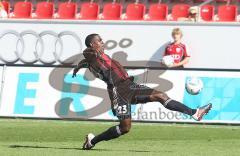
[129,76,134,82]
[171,63,179,68]
[72,59,89,78]
[72,67,78,78]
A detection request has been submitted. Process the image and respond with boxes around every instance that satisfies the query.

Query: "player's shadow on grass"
[9,145,81,150]
[8,145,158,153]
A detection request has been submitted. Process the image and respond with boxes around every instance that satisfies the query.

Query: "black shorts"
[107,79,159,120]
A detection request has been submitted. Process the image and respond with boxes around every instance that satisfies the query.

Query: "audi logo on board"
[0,30,83,64]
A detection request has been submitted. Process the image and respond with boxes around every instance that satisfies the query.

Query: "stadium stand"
[99,2,122,20]
[10,1,32,18]
[200,4,215,21]
[169,4,190,20]
[122,2,145,20]
[33,1,54,19]
[145,3,168,21]
[77,2,99,19]
[1,0,9,13]
[216,4,237,21]
[54,2,77,19]
[0,0,239,22]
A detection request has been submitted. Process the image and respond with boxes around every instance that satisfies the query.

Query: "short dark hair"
[85,34,99,47]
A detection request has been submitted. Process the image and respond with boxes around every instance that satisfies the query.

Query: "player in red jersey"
[164,28,190,68]
[73,34,212,150]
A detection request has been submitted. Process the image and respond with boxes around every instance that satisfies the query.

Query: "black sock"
[164,99,196,116]
[91,125,122,145]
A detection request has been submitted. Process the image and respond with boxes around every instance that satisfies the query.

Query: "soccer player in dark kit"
[72,34,212,150]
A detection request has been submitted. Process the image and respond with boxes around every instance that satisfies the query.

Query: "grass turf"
[0,119,240,156]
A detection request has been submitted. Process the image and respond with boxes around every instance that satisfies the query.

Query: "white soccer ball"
[185,77,203,95]
[162,55,174,67]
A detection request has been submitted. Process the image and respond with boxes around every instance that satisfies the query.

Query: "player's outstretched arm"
[72,59,89,78]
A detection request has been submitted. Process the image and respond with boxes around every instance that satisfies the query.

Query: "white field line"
[1,118,240,129]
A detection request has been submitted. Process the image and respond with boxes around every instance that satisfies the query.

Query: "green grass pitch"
[0,119,240,156]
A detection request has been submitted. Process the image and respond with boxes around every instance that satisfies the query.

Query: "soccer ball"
[162,55,174,67]
[185,77,203,95]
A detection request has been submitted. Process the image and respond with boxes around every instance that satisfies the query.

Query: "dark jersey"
[80,48,130,86]
[77,48,158,120]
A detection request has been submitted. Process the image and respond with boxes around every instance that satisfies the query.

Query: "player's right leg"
[82,118,131,150]
[133,85,211,121]
[147,92,212,121]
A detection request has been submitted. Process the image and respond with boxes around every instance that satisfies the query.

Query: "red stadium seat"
[217,5,237,21]
[171,4,190,20]
[100,2,122,20]
[200,5,214,21]
[194,0,207,2]
[1,1,10,13]
[12,1,32,18]
[216,0,230,2]
[35,2,54,19]
[170,0,186,2]
[79,2,99,20]
[124,3,145,20]
[57,2,77,19]
[147,3,168,21]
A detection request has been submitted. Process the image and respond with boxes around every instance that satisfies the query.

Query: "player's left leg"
[83,85,132,150]
[82,118,131,150]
